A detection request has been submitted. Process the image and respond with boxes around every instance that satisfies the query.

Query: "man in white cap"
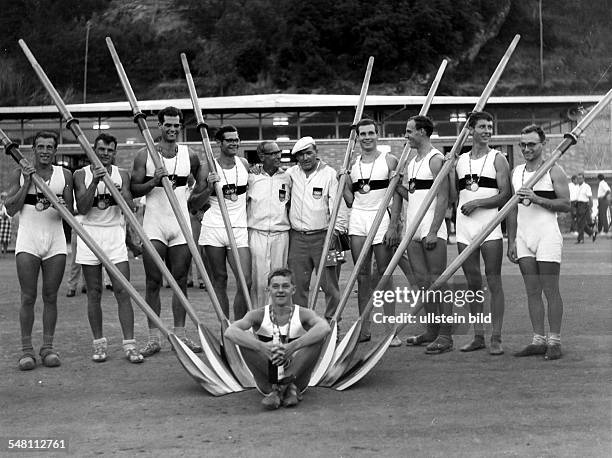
[286,137,341,321]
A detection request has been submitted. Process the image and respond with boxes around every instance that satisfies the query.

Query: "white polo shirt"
[247,168,291,231]
[575,183,592,202]
[597,180,611,198]
[286,160,338,231]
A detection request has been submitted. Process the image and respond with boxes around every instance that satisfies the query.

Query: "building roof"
[0,94,604,118]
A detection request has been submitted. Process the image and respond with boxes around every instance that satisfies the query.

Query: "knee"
[87,287,103,304]
[145,278,162,292]
[20,291,37,308]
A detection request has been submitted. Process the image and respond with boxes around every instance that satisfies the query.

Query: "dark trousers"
[570,201,578,232]
[597,197,609,233]
[576,202,593,241]
[288,230,340,320]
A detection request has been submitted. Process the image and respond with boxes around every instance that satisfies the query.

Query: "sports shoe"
[140,341,161,357]
[489,338,504,355]
[425,336,453,354]
[460,336,486,352]
[39,347,61,367]
[389,336,403,347]
[18,351,36,371]
[261,388,282,410]
[282,383,300,407]
[514,343,547,357]
[92,339,108,362]
[544,344,562,360]
[179,337,202,353]
[125,347,144,363]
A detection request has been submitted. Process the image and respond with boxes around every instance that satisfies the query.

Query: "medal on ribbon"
[408,179,416,193]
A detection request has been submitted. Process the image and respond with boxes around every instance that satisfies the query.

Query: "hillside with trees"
[0,0,610,105]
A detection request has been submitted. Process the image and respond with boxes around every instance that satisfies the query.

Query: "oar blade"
[219,321,257,388]
[318,320,362,387]
[196,324,244,392]
[331,331,396,391]
[308,321,338,386]
[168,334,235,396]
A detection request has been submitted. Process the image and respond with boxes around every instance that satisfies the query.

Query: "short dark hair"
[256,140,276,156]
[467,111,494,128]
[94,133,118,150]
[521,124,546,142]
[267,267,294,285]
[597,174,605,180]
[215,125,239,142]
[33,131,58,149]
[355,118,378,134]
[409,115,434,137]
[157,106,183,124]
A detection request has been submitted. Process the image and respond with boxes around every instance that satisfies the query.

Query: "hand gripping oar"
[309,60,448,387]
[17,39,245,393]
[0,131,233,396]
[334,86,612,391]
[105,37,256,388]
[180,53,253,311]
[330,34,521,390]
[308,56,374,311]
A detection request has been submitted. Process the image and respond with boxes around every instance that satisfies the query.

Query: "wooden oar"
[331,34,521,390]
[310,59,448,387]
[105,37,256,389]
[309,56,374,311]
[17,39,245,393]
[1,131,233,396]
[335,85,612,391]
[180,53,253,310]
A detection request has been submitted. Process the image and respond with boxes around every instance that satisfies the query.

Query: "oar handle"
[180,53,253,310]
[309,56,374,309]
[106,37,228,322]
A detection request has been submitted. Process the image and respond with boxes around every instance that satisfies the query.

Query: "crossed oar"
[18,39,250,393]
[312,59,449,387]
[328,34,522,390]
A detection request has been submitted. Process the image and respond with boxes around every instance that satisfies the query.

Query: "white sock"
[93,337,107,347]
[148,329,161,343]
[532,334,546,345]
[122,339,136,352]
[548,333,561,346]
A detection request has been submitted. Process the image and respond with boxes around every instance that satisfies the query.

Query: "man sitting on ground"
[224,267,330,410]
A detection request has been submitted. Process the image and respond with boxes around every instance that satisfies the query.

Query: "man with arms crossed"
[507,125,570,360]
[130,106,203,356]
[73,133,143,363]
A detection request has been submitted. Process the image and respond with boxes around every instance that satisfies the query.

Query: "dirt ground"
[1,237,610,457]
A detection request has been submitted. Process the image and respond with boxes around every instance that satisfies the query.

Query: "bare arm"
[4,167,32,216]
[506,175,519,264]
[284,308,330,358]
[224,310,271,356]
[516,165,571,213]
[188,160,213,213]
[426,154,449,244]
[130,148,166,197]
[385,154,402,246]
[60,168,74,212]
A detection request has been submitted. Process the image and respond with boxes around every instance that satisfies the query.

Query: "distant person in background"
[574,173,595,243]
[5,131,73,370]
[596,174,610,234]
[568,175,578,234]
[0,191,13,256]
[507,124,570,361]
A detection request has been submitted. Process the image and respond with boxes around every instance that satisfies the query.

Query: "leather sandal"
[405,333,436,346]
[425,336,453,354]
[18,351,36,371]
[39,347,61,367]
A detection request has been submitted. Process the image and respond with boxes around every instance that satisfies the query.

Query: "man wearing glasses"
[507,124,570,360]
[449,111,510,355]
[130,106,205,356]
[193,125,253,320]
[247,141,291,307]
